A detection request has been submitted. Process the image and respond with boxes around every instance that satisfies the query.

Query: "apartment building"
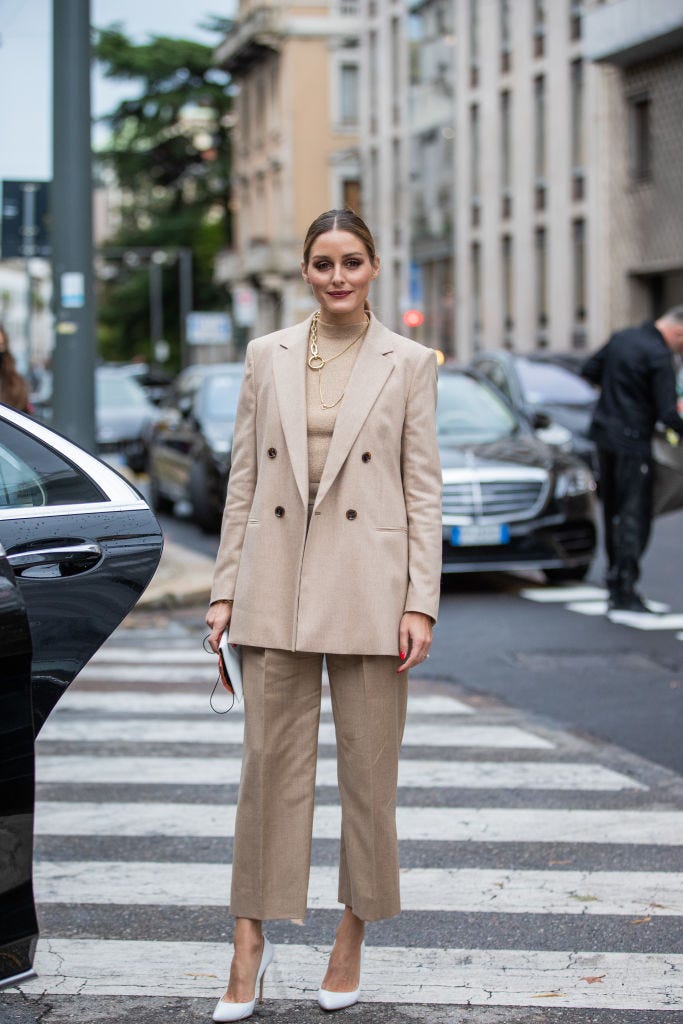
[584,0,683,330]
[213,1,362,337]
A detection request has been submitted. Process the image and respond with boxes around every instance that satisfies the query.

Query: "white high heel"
[317,940,364,1011]
[212,936,274,1022]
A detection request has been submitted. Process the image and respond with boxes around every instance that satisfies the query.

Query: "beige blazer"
[210,311,442,655]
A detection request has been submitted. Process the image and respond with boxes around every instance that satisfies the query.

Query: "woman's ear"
[372,256,381,279]
[301,260,309,284]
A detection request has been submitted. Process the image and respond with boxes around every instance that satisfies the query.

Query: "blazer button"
[274,506,285,518]
[267,447,277,458]
[346,509,357,520]
[361,451,372,463]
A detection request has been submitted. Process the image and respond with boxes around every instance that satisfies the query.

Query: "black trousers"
[598,448,653,592]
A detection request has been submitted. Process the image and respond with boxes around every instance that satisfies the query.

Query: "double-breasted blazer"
[210,311,443,655]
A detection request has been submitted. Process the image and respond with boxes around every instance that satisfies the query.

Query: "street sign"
[232,285,258,327]
[1,180,51,258]
[186,311,232,345]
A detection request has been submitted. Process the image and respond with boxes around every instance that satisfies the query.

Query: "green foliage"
[94,22,232,368]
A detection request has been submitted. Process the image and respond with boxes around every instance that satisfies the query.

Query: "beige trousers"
[229,646,408,923]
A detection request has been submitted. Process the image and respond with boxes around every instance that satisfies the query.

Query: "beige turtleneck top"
[306,317,368,506]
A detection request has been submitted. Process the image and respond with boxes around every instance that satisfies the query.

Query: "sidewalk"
[136,538,215,610]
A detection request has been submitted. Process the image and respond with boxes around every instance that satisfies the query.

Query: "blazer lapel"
[314,314,395,509]
[273,316,311,507]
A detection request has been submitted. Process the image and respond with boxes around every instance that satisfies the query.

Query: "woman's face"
[302,230,379,324]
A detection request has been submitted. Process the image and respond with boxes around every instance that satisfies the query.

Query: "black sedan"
[438,370,597,581]
[0,405,162,988]
[469,350,598,474]
[148,362,243,532]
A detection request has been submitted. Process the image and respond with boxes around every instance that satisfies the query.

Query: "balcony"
[583,0,683,67]
[214,6,282,75]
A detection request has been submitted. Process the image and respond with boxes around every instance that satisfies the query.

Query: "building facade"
[213,1,363,338]
[584,0,683,331]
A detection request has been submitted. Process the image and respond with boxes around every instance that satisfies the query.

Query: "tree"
[94,21,233,366]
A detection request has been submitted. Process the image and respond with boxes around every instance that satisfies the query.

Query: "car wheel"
[544,565,590,584]
[149,472,174,515]
[189,462,222,533]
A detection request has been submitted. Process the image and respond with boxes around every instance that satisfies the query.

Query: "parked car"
[437,369,597,580]
[148,362,244,531]
[110,362,175,406]
[96,366,160,473]
[0,404,162,989]
[469,351,598,474]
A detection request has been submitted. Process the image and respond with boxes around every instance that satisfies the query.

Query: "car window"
[475,360,512,400]
[204,374,243,419]
[516,359,595,405]
[0,421,105,508]
[437,374,518,444]
[96,372,151,411]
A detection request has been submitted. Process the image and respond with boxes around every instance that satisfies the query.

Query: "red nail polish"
[400,651,406,660]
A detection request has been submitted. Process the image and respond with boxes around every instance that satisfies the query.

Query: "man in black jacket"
[582,307,683,612]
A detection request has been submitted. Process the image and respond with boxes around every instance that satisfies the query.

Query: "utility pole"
[51,0,96,451]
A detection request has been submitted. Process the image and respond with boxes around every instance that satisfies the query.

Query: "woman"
[0,325,30,412]
[206,209,442,1020]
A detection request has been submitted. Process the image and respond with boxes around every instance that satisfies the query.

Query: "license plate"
[451,524,510,546]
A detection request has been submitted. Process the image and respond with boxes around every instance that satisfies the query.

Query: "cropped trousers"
[229,646,408,923]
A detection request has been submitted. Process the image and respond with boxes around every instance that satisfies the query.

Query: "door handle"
[8,542,102,577]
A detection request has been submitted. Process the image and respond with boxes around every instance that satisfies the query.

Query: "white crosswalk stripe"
[36,753,645,791]
[520,585,682,634]
[19,634,683,1013]
[17,940,683,1009]
[33,861,683,916]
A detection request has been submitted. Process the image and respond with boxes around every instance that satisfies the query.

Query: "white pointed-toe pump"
[212,936,274,1022]
[317,940,365,1012]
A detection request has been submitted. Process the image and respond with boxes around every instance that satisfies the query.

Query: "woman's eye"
[313,262,331,271]
[345,260,361,268]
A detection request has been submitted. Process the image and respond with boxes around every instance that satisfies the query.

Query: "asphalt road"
[157,503,683,775]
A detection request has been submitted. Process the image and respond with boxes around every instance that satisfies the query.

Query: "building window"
[369,31,378,134]
[393,139,402,244]
[502,235,514,338]
[339,63,359,126]
[500,0,512,73]
[469,0,480,87]
[471,241,482,348]
[391,16,401,125]
[500,90,512,218]
[534,75,546,210]
[535,227,548,338]
[629,94,652,183]
[572,219,586,344]
[343,178,361,214]
[470,104,481,226]
[570,60,584,200]
[569,0,582,41]
[533,0,545,58]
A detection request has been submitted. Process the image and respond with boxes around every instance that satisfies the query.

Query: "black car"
[96,366,161,473]
[148,362,243,531]
[469,351,598,474]
[438,370,597,581]
[0,404,162,988]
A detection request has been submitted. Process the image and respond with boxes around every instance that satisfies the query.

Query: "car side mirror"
[532,410,552,430]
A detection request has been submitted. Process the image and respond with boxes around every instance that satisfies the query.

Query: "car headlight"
[555,466,595,498]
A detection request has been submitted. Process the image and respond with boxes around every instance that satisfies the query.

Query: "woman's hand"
[205,599,233,653]
[397,612,433,673]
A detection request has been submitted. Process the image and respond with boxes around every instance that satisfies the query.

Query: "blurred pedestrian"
[0,325,31,413]
[205,208,442,1020]
[582,307,683,612]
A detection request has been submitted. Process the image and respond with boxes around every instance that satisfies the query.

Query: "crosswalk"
[16,633,683,1013]
[520,584,683,635]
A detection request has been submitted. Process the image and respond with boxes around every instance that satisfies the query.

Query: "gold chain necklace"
[307,310,370,410]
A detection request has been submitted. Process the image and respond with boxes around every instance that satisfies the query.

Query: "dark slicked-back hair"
[303,209,377,266]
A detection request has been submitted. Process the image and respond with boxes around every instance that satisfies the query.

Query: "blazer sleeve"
[401,347,443,622]
[210,342,258,603]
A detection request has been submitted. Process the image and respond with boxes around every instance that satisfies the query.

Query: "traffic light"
[402,309,424,328]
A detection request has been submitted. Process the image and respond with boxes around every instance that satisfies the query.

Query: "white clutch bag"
[217,631,243,705]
